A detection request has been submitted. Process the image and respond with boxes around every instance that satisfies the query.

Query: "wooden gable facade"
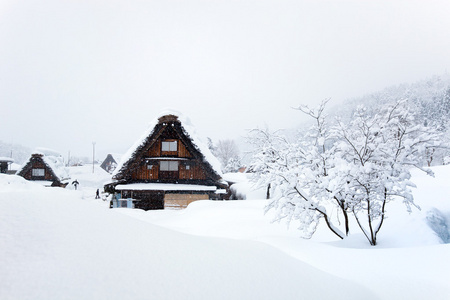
[16,154,68,187]
[105,114,229,210]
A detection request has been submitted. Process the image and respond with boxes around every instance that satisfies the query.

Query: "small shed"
[0,157,14,174]
[105,111,229,210]
[16,153,70,187]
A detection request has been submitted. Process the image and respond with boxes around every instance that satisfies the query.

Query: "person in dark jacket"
[72,180,79,190]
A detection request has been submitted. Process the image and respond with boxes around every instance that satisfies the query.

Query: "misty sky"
[1,0,450,159]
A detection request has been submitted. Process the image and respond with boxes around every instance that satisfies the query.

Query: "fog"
[1,0,450,158]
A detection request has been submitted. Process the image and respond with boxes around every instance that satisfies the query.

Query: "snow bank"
[427,208,450,243]
[2,165,450,300]
[0,174,45,192]
[223,172,266,200]
[0,174,374,300]
[115,165,450,299]
[114,199,450,300]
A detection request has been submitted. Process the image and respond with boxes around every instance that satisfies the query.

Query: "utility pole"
[92,142,96,173]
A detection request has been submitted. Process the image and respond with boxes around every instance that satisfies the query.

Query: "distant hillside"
[0,141,31,165]
[332,74,450,130]
[326,74,450,165]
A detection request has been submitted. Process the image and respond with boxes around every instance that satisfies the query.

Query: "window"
[147,165,153,170]
[162,140,177,152]
[32,168,45,177]
[183,161,193,170]
[160,161,179,171]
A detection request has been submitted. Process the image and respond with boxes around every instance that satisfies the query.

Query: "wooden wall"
[130,138,206,181]
[131,161,206,180]
[179,163,205,180]
[164,193,209,209]
[146,139,193,158]
[177,141,192,158]
[148,140,160,157]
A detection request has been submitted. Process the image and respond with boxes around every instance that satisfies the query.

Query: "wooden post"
[92,142,96,173]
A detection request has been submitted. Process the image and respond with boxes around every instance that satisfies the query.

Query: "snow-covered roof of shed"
[113,109,223,178]
[0,157,14,163]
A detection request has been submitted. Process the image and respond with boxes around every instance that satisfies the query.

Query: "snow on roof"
[43,155,70,182]
[215,189,228,194]
[34,147,62,157]
[112,109,223,178]
[222,172,249,184]
[115,183,217,191]
[16,156,31,175]
[0,157,14,163]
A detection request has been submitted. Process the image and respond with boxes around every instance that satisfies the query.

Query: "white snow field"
[1,165,450,300]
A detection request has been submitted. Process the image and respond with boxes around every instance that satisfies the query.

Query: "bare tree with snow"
[250,100,443,245]
[249,101,349,239]
[334,101,442,245]
[214,139,241,172]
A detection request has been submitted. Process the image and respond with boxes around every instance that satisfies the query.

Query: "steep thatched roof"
[112,110,223,182]
[16,152,69,183]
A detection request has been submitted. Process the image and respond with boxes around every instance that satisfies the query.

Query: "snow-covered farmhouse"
[100,154,119,174]
[105,112,229,210]
[16,153,70,187]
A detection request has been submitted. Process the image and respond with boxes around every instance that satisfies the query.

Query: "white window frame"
[32,168,45,177]
[160,161,179,171]
[161,140,177,152]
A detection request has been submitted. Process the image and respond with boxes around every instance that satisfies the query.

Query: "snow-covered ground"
[1,165,449,299]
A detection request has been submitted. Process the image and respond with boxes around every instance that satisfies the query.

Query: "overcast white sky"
[1,0,450,158]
